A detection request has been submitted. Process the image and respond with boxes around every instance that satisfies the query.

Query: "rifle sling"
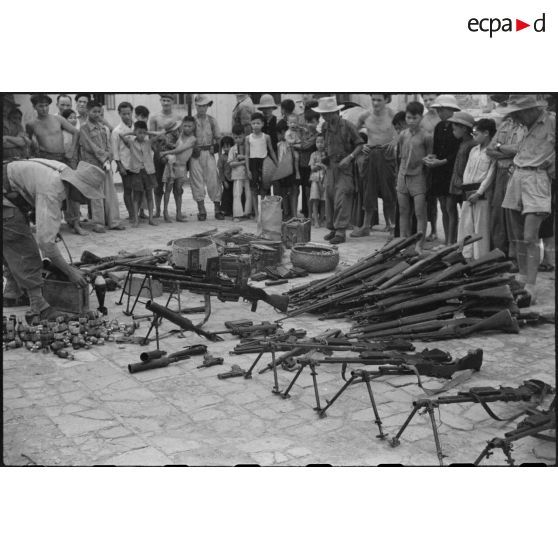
[466,392,530,422]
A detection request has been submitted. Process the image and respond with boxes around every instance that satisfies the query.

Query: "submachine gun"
[389,380,554,466]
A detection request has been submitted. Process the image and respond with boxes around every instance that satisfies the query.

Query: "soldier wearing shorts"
[501,95,555,304]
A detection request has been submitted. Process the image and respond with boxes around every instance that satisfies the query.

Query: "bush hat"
[60,161,105,200]
[194,94,213,107]
[498,95,547,114]
[313,96,345,113]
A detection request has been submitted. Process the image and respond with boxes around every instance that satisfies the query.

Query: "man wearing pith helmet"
[313,96,364,245]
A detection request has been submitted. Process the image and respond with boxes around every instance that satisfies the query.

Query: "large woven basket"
[290,243,339,273]
[171,237,218,271]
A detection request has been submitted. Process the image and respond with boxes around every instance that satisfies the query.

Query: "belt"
[197,145,213,151]
[516,166,543,171]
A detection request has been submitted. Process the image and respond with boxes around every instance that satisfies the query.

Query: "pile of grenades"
[2,311,130,359]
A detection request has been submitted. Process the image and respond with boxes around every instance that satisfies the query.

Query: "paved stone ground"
[3,188,556,466]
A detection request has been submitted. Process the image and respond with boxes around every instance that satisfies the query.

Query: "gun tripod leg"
[125,274,149,316]
[318,374,357,418]
[426,403,445,466]
[363,372,386,439]
[116,270,131,307]
[282,363,306,399]
[310,364,322,412]
[142,315,162,348]
[389,406,420,448]
[244,350,264,380]
[271,348,281,395]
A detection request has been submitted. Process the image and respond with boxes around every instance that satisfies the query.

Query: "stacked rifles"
[285,233,551,341]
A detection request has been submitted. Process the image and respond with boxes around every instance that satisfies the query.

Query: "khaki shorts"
[396,173,427,197]
[502,168,551,215]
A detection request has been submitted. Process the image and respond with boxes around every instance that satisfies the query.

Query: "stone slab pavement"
[3,190,556,466]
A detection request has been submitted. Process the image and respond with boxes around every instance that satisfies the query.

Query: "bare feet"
[92,224,106,233]
[176,214,185,222]
[132,221,139,228]
[73,224,88,236]
[163,212,172,223]
[149,220,158,226]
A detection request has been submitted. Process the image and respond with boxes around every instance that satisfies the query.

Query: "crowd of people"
[2,92,555,320]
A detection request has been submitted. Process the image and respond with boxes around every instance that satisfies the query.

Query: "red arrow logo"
[516,19,530,31]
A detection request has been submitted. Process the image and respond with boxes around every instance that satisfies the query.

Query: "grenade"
[50,340,65,351]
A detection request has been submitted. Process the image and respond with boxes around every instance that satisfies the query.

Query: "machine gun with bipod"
[474,396,556,466]
[389,380,554,465]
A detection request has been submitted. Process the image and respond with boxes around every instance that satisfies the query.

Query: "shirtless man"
[352,94,397,237]
[148,94,182,217]
[26,94,79,162]
[25,94,86,235]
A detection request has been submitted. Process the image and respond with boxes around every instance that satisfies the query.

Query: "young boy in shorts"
[396,101,433,253]
[245,112,278,220]
[160,116,197,222]
[120,121,161,227]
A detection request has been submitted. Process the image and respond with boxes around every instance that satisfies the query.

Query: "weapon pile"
[285,234,553,341]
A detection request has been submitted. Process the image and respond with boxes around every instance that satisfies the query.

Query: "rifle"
[421,248,506,285]
[128,344,208,373]
[145,300,223,342]
[379,234,483,289]
[349,305,459,336]
[125,263,289,313]
[288,234,422,301]
[354,284,514,321]
[209,321,279,338]
[474,397,556,466]
[390,380,554,466]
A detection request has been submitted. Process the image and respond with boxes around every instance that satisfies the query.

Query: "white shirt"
[463,145,496,195]
[248,133,267,159]
[111,121,134,169]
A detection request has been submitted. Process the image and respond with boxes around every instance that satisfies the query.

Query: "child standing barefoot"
[160,116,197,222]
[308,134,327,227]
[245,112,277,220]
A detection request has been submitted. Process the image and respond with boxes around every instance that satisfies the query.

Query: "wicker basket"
[171,237,218,271]
[290,243,339,273]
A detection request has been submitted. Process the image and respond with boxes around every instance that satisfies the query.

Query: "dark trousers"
[221,180,233,215]
[3,205,44,294]
[299,166,311,217]
[325,165,354,233]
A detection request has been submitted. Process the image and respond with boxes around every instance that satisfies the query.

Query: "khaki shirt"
[513,110,555,172]
[6,159,67,252]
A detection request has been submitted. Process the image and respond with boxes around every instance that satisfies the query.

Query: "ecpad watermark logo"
[468,12,546,37]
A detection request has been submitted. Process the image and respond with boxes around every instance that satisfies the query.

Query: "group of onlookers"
[3,92,555,306]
